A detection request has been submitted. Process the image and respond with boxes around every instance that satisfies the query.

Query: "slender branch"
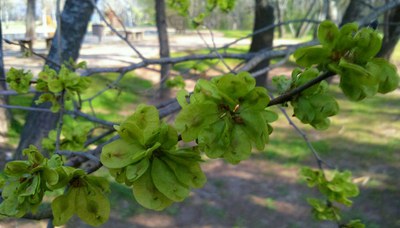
[3,39,61,68]
[0,89,36,96]
[55,90,66,152]
[84,128,115,147]
[221,19,322,50]
[197,27,234,73]
[56,150,100,163]
[0,104,54,112]
[358,0,400,25]
[268,71,335,107]
[273,95,333,170]
[88,0,146,60]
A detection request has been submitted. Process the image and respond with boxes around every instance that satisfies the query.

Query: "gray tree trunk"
[156,0,171,98]
[26,0,36,39]
[15,0,97,159]
[340,0,366,25]
[378,6,400,59]
[0,19,10,145]
[249,0,274,87]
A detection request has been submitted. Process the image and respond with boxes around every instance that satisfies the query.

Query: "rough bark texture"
[377,6,400,59]
[15,0,97,159]
[156,0,171,97]
[340,0,366,25]
[0,19,10,144]
[248,0,274,87]
[26,0,36,39]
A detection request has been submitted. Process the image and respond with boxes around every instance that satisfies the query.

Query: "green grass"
[171,45,249,74]
[79,71,153,122]
[219,30,252,39]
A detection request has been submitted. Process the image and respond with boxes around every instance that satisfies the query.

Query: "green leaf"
[294,46,331,67]
[126,158,150,182]
[20,176,40,197]
[353,28,382,63]
[161,155,206,188]
[335,22,358,52]
[223,125,252,164]
[158,123,178,150]
[339,58,379,101]
[175,103,219,141]
[4,161,31,176]
[198,118,231,158]
[132,169,173,210]
[75,186,110,227]
[317,20,340,49]
[23,145,44,164]
[6,67,33,93]
[151,158,190,202]
[100,139,146,169]
[176,89,190,107]
[51,190,76,226]
[344,219,365,228]
[272,75,291,94]
[42,167,59,187]
[48,79,63,93]
[366,58,399,93]
[215,72,255,100]
[130,104,161,143]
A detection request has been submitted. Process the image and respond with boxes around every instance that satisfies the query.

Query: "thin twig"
[3,39,61,68]
[55,90,66,152]
[273,96,333,170]
[88,0,146,60]
[268,71,335,107]
[56,150,100,163]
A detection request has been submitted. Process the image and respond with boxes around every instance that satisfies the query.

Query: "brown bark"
[340,0,366,25]
[249,0,274,87]
[156,0,171,97]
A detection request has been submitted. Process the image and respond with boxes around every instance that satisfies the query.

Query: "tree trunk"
[275,0,283,38]
[0,19,10,145]
[340,0,365,25]
[155,0,171,98]
[15,0,97,159]
[377,5,400,59]
[249,0,274,87]
[26,0,36,39]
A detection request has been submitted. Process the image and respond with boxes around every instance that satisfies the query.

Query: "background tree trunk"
[340,0,366,25]
[248,0,274,87]
[377,5,400,59]
[0,19,10,145]
[15,0,97,159]
[26,0,36,39]
[156,0,171,98]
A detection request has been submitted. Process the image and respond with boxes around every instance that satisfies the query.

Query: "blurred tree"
[378,5,400,59]
[26,0,36,39]
[15,0,98,159]
[0,19,10,145]
[248,0,274,87]
[156,0,171,97]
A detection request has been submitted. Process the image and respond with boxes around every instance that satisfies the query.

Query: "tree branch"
[267,71,335,107]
